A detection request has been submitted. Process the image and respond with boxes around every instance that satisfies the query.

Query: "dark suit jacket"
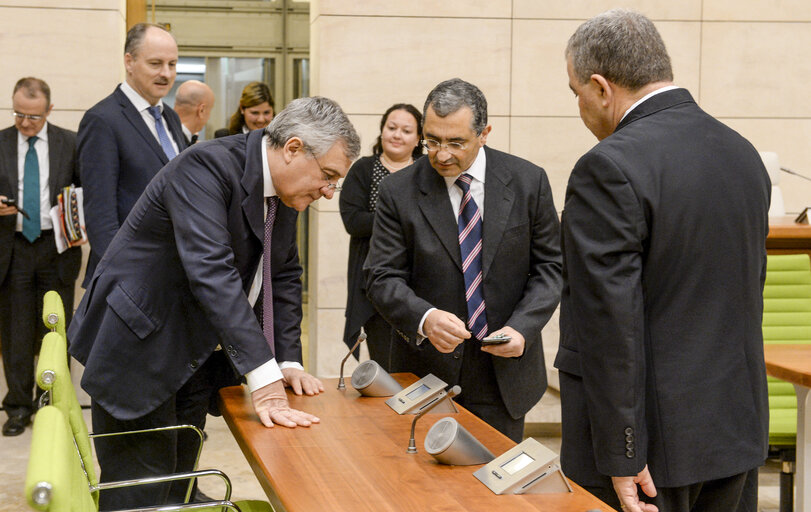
[77,85,187,286]
[556,88,770,488]
[68,130,302,420]
[0,124,82,286]
[365,146,562,419]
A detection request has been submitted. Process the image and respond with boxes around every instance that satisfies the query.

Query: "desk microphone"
[338,327,366,390]
[407,385,461,454]
[781,166,811,183]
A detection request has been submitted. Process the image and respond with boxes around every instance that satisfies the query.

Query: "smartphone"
[1,198,30,219]
[481,334,511,346]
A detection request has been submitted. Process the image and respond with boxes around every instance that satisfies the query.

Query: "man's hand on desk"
[251,379,321,428]
[281,367,325,396]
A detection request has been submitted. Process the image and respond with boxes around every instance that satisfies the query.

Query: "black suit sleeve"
[562,149,648,477]
[78,111,121,260]
[271,209,304,365]
[365,178,435,336]
[339,157,375,238]
[505,168,562,346]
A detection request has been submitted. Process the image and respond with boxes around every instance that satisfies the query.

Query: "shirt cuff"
[245,359,283,392]
[278,361,304,371]
[417,307,437,338]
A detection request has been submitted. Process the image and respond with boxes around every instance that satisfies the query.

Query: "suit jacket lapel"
[416,163,463,272]
[46,124,63,203]
[1,129,18,199]
[115,86,170,165]
[241,130,264,243]
[481,147,514,277]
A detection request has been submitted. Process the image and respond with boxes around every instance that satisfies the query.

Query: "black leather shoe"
[2,415,30,436]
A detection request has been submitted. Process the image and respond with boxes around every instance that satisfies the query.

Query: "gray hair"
[566,9,673,91]
[423,78,488,135]
[265,96,360,161]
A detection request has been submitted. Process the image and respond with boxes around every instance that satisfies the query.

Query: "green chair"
[35,293,272,512]
[25,405,249,512]
[763,253,811,512]
[42,290,67,341]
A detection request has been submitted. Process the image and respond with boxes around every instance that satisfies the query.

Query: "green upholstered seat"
[763,253,811,447]
[31,292,273,512]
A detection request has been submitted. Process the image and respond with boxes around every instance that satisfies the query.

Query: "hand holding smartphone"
[481,333,512,346]
[0,197,30,219]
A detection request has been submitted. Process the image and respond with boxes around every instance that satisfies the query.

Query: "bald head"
[174,80,215,135]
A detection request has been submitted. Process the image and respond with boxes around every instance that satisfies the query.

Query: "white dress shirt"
[418,147,488,336]
[120,81,180,156]
[16,123,53,232]
[243,135,303,393]
[619,85,679,124]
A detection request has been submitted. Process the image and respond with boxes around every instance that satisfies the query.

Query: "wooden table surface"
[764,344,811,388]
[763,344,811,511]
[768,216,811,252]
[219,374,611,512]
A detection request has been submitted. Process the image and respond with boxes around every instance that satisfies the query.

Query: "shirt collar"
[443,146,487,190]
[120,81,163,112]
[261,134,277,198]
[619,85,679,124]
[181,124,192,141]
[17,122,48,145]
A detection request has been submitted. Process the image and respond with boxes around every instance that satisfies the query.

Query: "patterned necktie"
[262,197,280,355]
[455,173,488,340]
[22,136,41,242]
[147,106,177,160]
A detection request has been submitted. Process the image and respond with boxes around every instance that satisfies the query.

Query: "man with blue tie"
[78,22,186,286]
[0,77,82,436]
[364,79,563,441]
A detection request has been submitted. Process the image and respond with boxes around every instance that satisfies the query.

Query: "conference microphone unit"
[338,327,366,390]
[350,360,402,397]
[424,417,495,465]
[407,385,461,454]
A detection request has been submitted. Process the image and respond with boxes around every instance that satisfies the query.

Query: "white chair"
[760,151,786,217]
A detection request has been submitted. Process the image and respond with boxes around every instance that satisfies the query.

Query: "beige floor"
[0,369,785,512]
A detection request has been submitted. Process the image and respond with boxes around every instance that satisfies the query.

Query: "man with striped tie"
[365,78,562,441]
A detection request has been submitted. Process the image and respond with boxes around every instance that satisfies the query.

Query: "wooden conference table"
[767,216,811,256]
[219,374,611,511]
[764,344,811,512]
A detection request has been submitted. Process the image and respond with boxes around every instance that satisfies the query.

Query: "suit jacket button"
[190,360,199,370]
[624,427,633,436]
[626,450,634,458]
[226,345,237,356]
[625,434,634,443]
[453,352,461,359]
[626,442,634,450]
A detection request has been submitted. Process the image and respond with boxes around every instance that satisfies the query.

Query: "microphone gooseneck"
[781,166,811,183]
[407,385,462,454]
[338,327,367,390]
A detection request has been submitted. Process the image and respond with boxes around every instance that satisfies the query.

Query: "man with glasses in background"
[68,96,360,509]
[0,77,82,436]
[364,78,562,441]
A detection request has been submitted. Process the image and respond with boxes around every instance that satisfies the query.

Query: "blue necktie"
[22,136,41,242]
[147,106,177,160]
[455,174,488,340]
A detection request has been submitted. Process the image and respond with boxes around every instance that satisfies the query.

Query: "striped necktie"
[455,173,488,340]
[147,106,177,160]
[262,196,280,355]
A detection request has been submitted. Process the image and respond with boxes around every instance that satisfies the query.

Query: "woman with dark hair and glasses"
[214,81,274,138]
[339,103,423,370]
